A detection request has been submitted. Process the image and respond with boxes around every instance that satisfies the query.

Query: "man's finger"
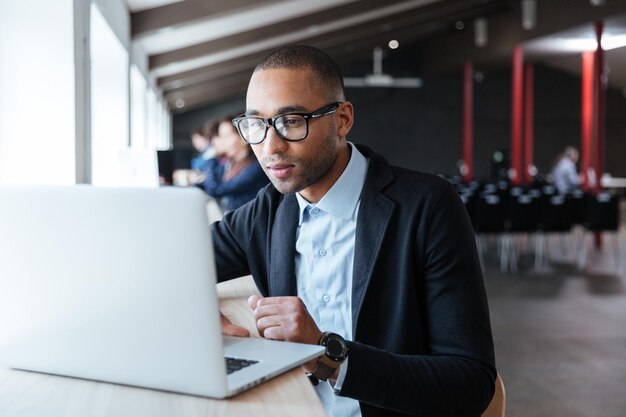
[256,315,282,334]
[248,294,263,310]
[253,303,282,320]
[255,296,295,307]
[220,313,250,337]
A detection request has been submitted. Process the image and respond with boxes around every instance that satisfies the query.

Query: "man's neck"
[299,143,351,204]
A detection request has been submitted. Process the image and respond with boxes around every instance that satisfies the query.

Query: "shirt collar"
[296,142,368,225]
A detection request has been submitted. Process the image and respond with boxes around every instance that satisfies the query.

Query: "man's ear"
[336,101,354,138]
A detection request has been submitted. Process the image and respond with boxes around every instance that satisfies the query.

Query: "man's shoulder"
[363,151,454,199]
[390,165,450,187]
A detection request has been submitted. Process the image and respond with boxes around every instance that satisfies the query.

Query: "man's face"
[245,68,350,201]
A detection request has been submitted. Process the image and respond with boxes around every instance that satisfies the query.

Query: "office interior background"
[1,0,626,416]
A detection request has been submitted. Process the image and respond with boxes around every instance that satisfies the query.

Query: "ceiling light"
[521,0,537,30]
[388,40,399,49]
[343,47,422,89]
[175,99,185,109]
[455,21,465,30]
[474,18,488,47]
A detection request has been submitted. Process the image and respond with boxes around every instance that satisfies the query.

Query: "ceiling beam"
[148,0,414,69]
[168,82,248,112]
[158,53,267,90]
[131,0,276,37]
[165,70,252,102]
[148,0,458,77]
[159,0,508,108]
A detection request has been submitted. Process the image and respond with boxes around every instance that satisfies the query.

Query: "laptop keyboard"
[225,357,259,374]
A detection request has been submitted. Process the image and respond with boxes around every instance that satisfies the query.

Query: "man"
[552,146,581,194]
[213,45,495,417]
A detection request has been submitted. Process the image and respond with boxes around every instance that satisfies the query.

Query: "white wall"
[0,0,77,185]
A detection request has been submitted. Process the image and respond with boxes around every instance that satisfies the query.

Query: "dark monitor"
[157,150,174,185]
[157,149,194,185]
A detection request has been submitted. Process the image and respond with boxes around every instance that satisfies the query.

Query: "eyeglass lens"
[239,114,308,143]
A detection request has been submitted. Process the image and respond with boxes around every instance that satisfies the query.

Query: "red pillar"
[594,22,605,249]
[523,63,534,184]
[581,51,594,192]
[511,47,524,186]
[462,61,474,183]
[594,21,605,193]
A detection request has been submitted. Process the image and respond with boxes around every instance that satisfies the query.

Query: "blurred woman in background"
[202,114,269,212]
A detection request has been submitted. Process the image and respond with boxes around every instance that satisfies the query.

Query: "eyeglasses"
[232,102,343,145]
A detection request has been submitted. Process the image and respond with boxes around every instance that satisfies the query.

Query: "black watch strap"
[312,354,339,381]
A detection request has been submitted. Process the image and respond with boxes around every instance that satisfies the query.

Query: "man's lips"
[267,164,295,179]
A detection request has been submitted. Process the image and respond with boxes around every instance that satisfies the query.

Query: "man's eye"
[281,116,304,127]
[248,119,264,129]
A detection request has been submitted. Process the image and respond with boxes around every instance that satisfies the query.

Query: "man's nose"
[262,126,288,155]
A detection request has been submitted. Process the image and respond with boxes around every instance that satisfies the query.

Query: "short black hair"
[254,45,345,101]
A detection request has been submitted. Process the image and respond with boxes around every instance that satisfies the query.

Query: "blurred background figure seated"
[201,114,269,213]
[172,122,218,187]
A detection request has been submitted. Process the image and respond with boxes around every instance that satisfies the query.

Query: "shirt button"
[318,248,327,256]
[322,294,330,303]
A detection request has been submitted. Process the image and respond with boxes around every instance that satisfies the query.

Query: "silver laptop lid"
[0,185,230,397]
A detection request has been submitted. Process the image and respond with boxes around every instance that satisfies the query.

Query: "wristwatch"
[312,332,350,381]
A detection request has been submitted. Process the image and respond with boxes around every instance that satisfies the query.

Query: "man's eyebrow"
[245,104,308,117]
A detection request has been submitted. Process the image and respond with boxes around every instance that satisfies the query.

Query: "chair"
[505,193,541,272]
[473,193,508,272]
[482,373,506,417]
[578,192,621,271]
[536,194,574,269]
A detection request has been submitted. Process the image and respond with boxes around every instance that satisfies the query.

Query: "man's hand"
[248,295,323,373]
[248,295,322,345]
[220,312,250,337]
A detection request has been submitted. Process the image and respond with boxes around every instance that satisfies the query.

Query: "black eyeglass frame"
[232,101,343,144]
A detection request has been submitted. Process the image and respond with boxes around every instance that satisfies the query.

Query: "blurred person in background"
[173,123,222,187]
[552,146,581,194]
[190,127,215,172]
[202,114,269,212]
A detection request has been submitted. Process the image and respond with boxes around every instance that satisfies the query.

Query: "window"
[0,0,76,185]
[90,3,129,186]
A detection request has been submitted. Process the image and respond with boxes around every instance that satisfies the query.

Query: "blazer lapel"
[269,194,299,296]
[352,188,394,335]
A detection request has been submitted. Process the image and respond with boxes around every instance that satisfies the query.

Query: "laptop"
[0,185,324,398]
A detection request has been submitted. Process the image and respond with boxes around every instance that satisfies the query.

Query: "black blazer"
[212,145,496,417]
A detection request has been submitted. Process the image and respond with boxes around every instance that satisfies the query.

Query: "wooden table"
[0,276,326,417]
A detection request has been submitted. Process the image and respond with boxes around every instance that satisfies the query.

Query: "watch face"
[325,335,348,361]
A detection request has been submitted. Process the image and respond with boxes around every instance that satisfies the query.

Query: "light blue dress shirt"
[295,142,368,417]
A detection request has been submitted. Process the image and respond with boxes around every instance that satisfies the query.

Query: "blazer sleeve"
[210,191,261,282]
[209,185,274,296]
[339,184,496,417]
